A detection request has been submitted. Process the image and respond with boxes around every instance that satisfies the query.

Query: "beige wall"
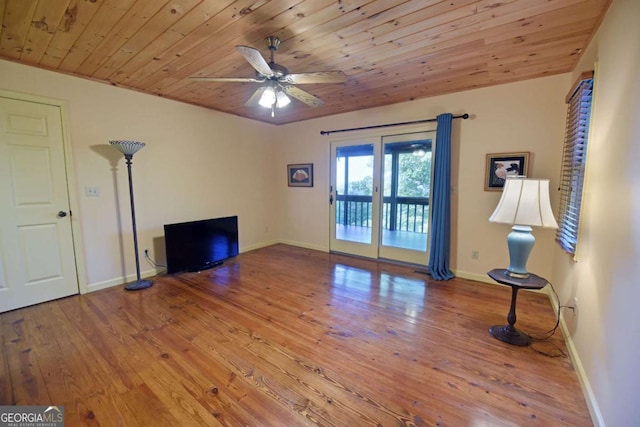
[551,0,640,425]
[275,74,570,281]
[0,59,279,291]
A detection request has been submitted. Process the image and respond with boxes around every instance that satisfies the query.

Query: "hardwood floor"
[0,244,591,426]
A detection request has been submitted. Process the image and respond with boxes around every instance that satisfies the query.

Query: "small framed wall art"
[485,152,530,191]
[287,163,314,187]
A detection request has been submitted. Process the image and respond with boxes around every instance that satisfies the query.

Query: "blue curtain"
[428,113,455,280]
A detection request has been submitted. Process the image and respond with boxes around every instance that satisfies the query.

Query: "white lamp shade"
[489,177,558,228]
[109,140,146,156]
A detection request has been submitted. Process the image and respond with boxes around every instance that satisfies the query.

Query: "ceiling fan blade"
[280,71,347,84]
[282,86,324,107]
[189,76,264,83]
[236,45,273,77]
[245,86,267,107]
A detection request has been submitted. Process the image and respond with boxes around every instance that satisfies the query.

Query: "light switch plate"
[86,186,100,197]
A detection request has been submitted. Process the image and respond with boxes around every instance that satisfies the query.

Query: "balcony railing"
[335,195,429,233]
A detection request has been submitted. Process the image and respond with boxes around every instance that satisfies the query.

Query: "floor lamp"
[110,140,153,291]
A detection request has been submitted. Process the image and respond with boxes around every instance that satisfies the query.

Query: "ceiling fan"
[190,36,347,117]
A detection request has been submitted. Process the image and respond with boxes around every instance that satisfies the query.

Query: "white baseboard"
[548,290,605,427]
[452,269,495,285]
[86,267,160,293]
[240,239,281,253]
[276,239,328,253]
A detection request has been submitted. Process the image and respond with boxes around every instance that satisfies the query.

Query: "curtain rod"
[320,113,469,136]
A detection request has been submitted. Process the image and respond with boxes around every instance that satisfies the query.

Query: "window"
[556,71,594,255]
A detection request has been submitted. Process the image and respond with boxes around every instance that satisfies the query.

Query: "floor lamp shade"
[109,140,153,291]
[489,178,558,277]
[110,140,146,157]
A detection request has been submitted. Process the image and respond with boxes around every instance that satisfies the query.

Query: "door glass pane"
[335,144,374,244]
[381,140,432,251]
[383,154,392,197]
[398,151,431,197]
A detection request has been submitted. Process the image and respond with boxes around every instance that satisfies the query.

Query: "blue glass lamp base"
[506,225,535,278]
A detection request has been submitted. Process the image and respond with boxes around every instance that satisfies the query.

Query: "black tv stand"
[188,260,223,273]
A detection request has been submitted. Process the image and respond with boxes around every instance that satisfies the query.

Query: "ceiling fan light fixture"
[258,86,290,111]
[276,90,291,108]
[258,86,276,108]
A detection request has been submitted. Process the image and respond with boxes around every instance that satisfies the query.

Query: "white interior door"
[0,96,79,312]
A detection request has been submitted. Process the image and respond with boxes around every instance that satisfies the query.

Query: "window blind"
[556,74,593,254]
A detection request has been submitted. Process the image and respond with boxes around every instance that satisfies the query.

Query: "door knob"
[57,211,67,218]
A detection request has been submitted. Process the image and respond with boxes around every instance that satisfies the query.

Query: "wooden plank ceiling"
[0,0,610,125]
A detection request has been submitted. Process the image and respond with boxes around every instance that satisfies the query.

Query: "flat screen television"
[164,216,238,274]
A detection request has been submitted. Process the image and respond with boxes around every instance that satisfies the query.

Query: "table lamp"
[489,177,558,278]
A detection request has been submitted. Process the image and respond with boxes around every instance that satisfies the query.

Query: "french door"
[330,138,380,258]
[329,130,435,265]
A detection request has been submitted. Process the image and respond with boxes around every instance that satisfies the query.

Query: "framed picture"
[485,152,530,191]
[287,163,314,187]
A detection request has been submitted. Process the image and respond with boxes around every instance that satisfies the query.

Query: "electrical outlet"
[144,249,149,257]
[471,250,479,260]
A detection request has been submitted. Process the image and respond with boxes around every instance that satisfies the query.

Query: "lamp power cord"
[524,281,571,358]
[144,249,167,269]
